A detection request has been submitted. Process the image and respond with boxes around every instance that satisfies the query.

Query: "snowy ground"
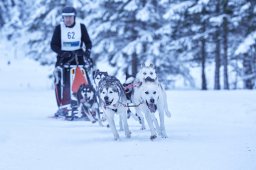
[0,58,256,170]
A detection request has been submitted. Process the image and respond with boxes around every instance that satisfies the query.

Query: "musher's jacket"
[51,22,92,66]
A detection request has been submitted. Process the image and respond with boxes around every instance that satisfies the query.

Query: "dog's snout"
[150,98,155,103]
[104,96,109,101]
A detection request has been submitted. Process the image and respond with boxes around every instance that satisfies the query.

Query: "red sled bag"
[72,67,88,93]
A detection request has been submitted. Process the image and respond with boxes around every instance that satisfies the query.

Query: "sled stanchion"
[60,67,64,100]
[75,54,79,66]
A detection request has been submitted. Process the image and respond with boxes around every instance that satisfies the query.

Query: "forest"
[0,0,255,90]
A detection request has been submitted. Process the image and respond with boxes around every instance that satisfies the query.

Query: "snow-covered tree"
[1,0,255,89]
[232,0,256,89]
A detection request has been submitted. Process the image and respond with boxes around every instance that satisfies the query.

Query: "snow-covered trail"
[0,88,255,170]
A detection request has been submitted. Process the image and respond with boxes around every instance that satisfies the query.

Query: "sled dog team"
[76,63,171,140]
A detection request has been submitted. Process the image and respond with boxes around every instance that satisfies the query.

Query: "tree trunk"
[201,7,207,90]
[214,0,221,90]
[243,53,254,89]
[131,52,138,77]
[201,38,207,90]
[223,1,229,89]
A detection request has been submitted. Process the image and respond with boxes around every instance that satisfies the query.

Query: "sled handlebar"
[61,64,84,68]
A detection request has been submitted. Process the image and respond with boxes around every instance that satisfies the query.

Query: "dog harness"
[123,81,142,92]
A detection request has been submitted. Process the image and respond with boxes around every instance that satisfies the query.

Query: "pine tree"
[233,0,256,89]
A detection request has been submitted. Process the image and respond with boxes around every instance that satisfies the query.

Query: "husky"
[98,75,131,140]
[76,84,103,126]
[123,75,146,130]
[133,62,171,140]
[92,69,109,124]
[93,69,108,89]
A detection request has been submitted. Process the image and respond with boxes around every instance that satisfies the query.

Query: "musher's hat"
[62,6,76,17]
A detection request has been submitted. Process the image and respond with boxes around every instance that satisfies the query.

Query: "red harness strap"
[123,82,142,90]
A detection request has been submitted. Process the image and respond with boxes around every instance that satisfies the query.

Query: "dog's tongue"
[106,101,111,106]
[105,99,113,106]
[148,103,157,113]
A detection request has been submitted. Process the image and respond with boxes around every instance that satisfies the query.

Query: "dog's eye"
[143,72,146,75]
[150,72,153,75]
[145,91,149,94]
[153,91,156,94]
[109,91,113,94]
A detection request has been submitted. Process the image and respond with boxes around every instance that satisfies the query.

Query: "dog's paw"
[114,134,120,141]
[150,135,157,141]
[161,134,168,138]
[98,122,104,127]
[160,131,168,138]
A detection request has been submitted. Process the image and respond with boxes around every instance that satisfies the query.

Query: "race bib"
[61,22,81,51]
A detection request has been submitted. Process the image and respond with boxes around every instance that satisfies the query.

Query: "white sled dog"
[133,63,171,140]
[98,75,131,140]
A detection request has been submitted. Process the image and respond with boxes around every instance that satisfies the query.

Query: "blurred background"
[0,0,255,90]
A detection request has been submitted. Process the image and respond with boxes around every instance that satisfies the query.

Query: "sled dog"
[136,62,158,83]
[123,75,146,130]
[76,84,103,126]
[133,63,171,140]
[93,69,108,89]
[98,75,131,140]
[92,70,109,124]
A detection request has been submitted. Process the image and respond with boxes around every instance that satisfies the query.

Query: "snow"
[0,57,256,170]
[235,31,256,55]
[136,7,150,22]
[124,0,137,11]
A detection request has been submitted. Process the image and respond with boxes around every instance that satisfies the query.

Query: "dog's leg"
[143,108,157,140]
[161,87,171,117]
[93,104,104,127]
[97,111,104,127]
[105,110,119,140]
[77,104,83,118]
[151,112,161,136]
[135,107,146,130]
[119,114,124,131]
[120,107,131,138]
[82,105,97,123]
[158,106,168,138]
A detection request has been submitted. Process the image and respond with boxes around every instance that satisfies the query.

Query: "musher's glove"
[84,49,91,58]
[84,56,93,69]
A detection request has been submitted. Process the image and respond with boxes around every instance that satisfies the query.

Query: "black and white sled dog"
[133,62,171,140]
[76,84,103,126]
[93,69,108,89]
[92,70,109,124]
[123,75,146,130]
[98,75,131,140]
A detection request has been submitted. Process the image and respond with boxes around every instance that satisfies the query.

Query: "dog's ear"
[149,63,155,68]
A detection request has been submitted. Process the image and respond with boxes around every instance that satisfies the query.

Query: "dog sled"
[53,53,96,121]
